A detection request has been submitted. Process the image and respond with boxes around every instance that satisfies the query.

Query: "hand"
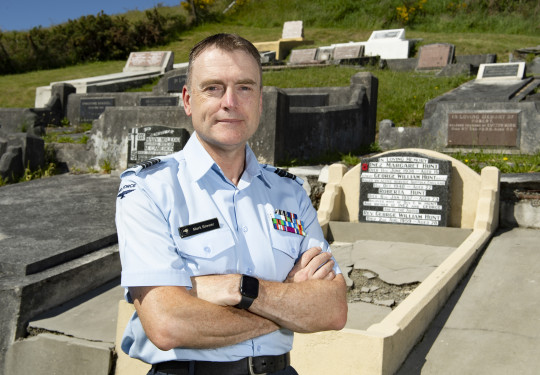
[189,274,241,306]
[285,247,336,283]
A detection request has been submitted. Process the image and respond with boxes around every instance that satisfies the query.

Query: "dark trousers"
[147,364,299,375]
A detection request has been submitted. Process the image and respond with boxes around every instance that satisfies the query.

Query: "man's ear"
[182,85,192,116]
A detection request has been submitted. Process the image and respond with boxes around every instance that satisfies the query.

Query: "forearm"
[131,286,279,351]
[249,275,348,333]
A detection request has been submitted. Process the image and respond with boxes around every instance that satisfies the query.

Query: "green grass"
[450,151,540,174]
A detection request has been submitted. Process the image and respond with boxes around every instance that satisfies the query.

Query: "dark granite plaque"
[127,126,189,166]
[417,43,454,69]
[481,64,520,78]
[79,98,115,122]
[333,45,364,60]
[167,75,186,93]
[447,112,519,147]
[140,96,179,107]
[359,152,452,227]
[289,48,318,64]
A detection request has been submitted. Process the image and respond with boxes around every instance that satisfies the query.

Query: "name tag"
[179,218,219,238]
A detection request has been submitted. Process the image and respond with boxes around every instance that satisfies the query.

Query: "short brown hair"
[186,33,262,90]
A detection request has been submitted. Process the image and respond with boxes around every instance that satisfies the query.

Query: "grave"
[127,126,189,166]
[329,28,412,60]
[359,152,451,227]
[252,20,312,60]
[300,148,500,375]
[379,62,540,154]
[80,98,115,123]
[333,45,364,61]
[35,51,174,108]
[0,173,121,373]
[139,96,179,107]
[417,43,455,70]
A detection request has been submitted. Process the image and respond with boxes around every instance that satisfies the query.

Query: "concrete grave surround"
[288,48,319,64]
[329,29,410,60]
[333,45,364,60]
[417,43,455,70]
[253,21,311,60]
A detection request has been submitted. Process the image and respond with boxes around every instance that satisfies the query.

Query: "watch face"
[241,275,259,299]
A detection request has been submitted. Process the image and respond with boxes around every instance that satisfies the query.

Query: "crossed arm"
[130,247,348,351]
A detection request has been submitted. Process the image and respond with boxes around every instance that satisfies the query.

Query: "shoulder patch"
[262,165,304,186]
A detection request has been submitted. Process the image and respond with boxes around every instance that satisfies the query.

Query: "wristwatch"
[236,275,259,309]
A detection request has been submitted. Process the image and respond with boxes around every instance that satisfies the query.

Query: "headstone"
[359,151,452,227]
[417,43,455,70]
[333,45,364,60]
[316,47,334,61]
[123,51,174,73]
[447,112,519,147]
[167,75,186,93]
[368,29,405,41]
[289,48,318,65]
[477,62,526,80]
[127,126,189,166]
[140,96,179,107]
[282,20,304,39]
[260,51,277,64]
[79,98,115,122]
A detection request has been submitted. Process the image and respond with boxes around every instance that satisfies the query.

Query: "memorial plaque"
[359,152,451,227]
[447,112,519,147]
[80,98,115,122]
[477,62,525,80]
[128,51,167,68]
[417,43,454,69]
[127,126,189,166]
[167,75,186,93]
[368,28,405,41]
[289,48,318,64]
[333,45,364,60]
[140,96,179,107]
[282,20,304,39]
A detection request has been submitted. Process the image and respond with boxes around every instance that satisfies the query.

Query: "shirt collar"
[182,132,271,187]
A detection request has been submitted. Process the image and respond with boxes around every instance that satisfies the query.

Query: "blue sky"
[0,0,181,31]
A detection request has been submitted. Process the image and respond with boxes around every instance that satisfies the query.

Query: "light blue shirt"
[115,133,340,364]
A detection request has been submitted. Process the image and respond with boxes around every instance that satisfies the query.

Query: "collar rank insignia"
[271,209,306,236]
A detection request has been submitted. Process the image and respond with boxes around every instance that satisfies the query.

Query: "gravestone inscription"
[477,62,525,80]
[140,96,179,107]
[167,75,186,93]
[127,126,189,166]
[359,152,452,226]
[447,112,519,147]
[127,51,167,68]
[80,98,115,122]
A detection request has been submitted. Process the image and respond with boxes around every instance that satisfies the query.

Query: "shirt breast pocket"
[175,227,237,275]
[269,229,303,280]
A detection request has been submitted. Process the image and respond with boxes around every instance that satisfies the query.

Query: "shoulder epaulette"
[121,158,163,178]
[262,165,304,186]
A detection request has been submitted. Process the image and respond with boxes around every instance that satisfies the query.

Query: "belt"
[152,352,290,375]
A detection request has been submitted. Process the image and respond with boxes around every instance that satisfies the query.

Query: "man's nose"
[221,87,237,109]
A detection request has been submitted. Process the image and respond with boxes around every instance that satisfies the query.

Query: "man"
[115,33,347,375]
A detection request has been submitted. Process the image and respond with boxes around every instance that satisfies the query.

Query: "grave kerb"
[333,45,364,60]
[476,62,526,81]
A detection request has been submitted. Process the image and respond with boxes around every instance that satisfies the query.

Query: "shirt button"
[242,226,248,232]
[257,345,262,352]
[204,246,211,254]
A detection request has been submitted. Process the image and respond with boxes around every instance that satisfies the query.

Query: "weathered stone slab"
[167,74,186,93]
[359,151,452,227]
[289,48,318,64]
[123,51,174,73]
[0,174,119,277]
[282,20,304,39]
[447,112,519,147]
[334,45,364,60]
[477,62,526,80]
[127,126,189,166]
[139,96,179,107]
[79,98,115,122]
[417,43,455,70]
[368,28,405,41]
